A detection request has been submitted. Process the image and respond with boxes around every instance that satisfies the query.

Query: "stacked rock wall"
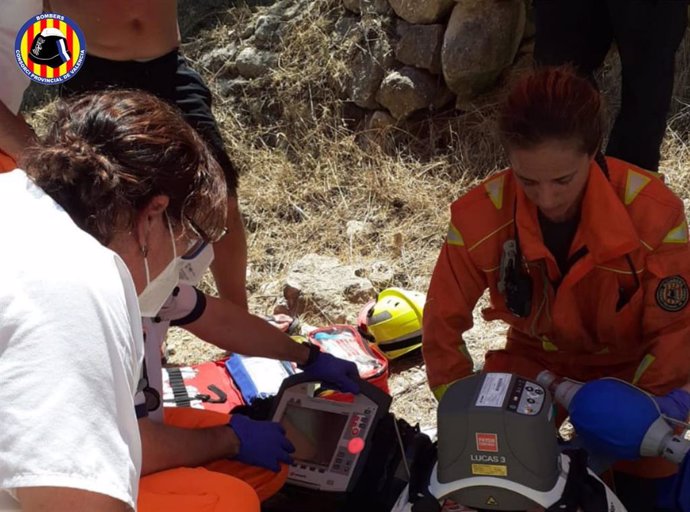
[196,0,533,127]
[342,0,530,120]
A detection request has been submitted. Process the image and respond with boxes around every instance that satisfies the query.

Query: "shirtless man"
[48,0,248,309]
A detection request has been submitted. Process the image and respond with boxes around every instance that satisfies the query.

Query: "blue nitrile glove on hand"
[654,388,690,422]
[298,349,360,395]
[228,414,295,472]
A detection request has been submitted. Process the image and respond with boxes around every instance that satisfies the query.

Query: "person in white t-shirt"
[0,170,143,512]
[1,90,244,511]
[0,0,40,171]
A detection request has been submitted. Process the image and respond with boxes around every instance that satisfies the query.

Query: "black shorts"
[60,50,238,195]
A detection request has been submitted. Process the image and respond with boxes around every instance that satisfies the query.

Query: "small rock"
[199,44,238,74]
[368,260,395,287]
[278,1,302,21]
[254,14,283,49]
[362,110,396,150]
[284,254,376,320]
[376,66,453,120]
[236,47,278,78]
[345,26,394,109]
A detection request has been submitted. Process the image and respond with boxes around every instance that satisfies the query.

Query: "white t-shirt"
[0,170,144,510]
[0,1,40,114]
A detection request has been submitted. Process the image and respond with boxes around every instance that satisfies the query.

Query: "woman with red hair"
[423,66,690,511]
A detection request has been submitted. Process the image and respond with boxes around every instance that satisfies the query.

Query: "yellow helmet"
[357,288,426,360]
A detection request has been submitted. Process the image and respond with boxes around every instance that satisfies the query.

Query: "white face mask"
[138,214,183,317]
[179,243,214,286]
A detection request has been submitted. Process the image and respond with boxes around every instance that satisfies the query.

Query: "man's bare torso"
[47,0,180,61]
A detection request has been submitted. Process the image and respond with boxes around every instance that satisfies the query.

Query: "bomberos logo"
[14,13,86,85]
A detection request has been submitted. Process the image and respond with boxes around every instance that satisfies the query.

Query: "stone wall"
[196,0,533,126]
[342,0,530,121]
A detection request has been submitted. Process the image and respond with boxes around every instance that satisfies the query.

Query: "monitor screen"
[280,404,349,467]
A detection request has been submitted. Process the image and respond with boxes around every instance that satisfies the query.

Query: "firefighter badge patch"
[15,12,86,85]
[655,275,689,312]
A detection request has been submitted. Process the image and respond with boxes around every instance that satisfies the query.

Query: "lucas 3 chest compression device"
[436,373,559,510]
[271,373,391,492]
[391,372,627,512]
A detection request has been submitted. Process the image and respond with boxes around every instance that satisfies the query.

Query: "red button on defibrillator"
[348,436,365,454]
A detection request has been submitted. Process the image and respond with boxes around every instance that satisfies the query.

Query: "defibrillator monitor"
[271,374,391,492]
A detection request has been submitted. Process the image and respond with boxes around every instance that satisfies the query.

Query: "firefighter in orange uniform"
[423,66,690,511]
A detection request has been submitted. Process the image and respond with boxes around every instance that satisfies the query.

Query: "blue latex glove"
[299,351,360,395]
[654,388,690,422]
[228,414,295,472]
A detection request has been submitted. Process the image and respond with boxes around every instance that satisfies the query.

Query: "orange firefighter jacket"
[424,157,690,401]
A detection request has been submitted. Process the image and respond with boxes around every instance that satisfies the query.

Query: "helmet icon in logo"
[29,27,71,69]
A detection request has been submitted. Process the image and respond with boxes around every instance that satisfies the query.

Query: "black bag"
[346,415,435,512]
